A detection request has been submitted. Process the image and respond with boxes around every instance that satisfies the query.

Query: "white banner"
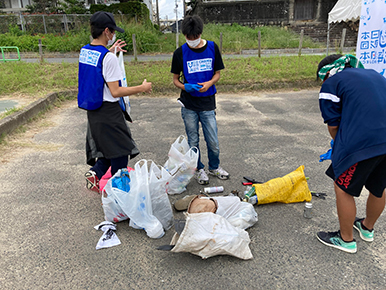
[356,0,386,77]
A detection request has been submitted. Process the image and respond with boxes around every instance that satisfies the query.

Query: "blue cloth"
[185,83,203,93]
[319,139,334,162]
[111,168,131,192]
[78,44,109,110]
[181,107,220,170]
[182,41,216,97]
[319,68,386,178]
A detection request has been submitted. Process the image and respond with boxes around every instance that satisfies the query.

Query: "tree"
[57,0,87,14]
[26,0,59,13]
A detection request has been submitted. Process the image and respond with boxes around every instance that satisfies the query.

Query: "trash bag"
[252,165,312,204]
[117,50,132,122]
[213,196,258,230]
[101,192,129,223]
[104,161,165,239]
[100,167,134,192]
[187,195,258,230]
[148,161,174,230]
[164,135,199,194]
[101,169,131,223]
[170,212,253,260]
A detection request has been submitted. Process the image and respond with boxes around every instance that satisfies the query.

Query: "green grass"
[0,55,324,96]
[0,107,22,118]
[0,22,323,54]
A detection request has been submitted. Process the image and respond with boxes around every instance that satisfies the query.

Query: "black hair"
[181,15,204,38]
[90,25,114,40]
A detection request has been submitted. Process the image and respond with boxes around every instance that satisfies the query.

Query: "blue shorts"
[326,155,386,198]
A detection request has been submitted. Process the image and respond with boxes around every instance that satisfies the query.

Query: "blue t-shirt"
[319,67,386,178]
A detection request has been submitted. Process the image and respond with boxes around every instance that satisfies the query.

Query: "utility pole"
[156,0,160,29]
[175,0,179,49]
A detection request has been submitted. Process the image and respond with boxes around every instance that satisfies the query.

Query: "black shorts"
[326,155,386,197]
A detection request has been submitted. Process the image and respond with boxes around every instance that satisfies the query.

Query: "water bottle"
[243,186,255,202]
[303,202,313,219]
[248,195,258,205]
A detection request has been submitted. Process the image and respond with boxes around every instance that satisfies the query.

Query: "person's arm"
[109,39,127,54]
[173,74,185,90]
[107,79,152,98]
[197,71,221,93]
[328,125,339,140]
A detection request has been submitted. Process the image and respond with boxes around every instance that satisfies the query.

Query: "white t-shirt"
[102,52,122,102]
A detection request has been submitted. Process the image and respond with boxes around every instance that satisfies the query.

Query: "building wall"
[195,0,289,25]
[193,0,338,25]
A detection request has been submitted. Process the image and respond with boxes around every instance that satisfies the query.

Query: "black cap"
[90,11,124,33]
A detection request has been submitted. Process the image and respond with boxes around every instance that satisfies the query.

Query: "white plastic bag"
[105,161,164,239]
[148,161,174,230]
[170,212,253,260]
[117,50,132,122]
[101,192,129,223]
[212,196,258,230]
[164,135,199,194]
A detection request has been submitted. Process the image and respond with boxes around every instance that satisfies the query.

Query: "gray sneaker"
[208,166,230,180]
[195,169,209,185]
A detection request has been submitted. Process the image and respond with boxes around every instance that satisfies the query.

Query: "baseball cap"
[90,11,124,33]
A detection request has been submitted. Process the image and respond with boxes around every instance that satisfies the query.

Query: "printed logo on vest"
[79,48,102,67]
[187,58,213,74]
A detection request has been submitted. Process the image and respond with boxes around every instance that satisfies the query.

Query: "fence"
[0,13,146,35]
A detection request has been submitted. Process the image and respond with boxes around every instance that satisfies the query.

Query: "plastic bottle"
[303,202,313,219]
[243,186,255,202]
[248,195,258,205]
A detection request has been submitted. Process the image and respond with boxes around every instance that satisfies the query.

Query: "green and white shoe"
[317,231,357,253]
[353,218,374,242]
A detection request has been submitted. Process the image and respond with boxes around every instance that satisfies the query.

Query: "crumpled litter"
[94,221,121,250]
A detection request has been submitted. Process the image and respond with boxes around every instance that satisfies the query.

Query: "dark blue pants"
[91,156,128,179]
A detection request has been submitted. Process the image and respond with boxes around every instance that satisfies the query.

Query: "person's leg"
[110,156,129,177]
[335,182,356,242]
[363,189,385,230]
[91,158,111,179]
[86,158,111,193]
[181,107,205,170]
[199,110,220,170]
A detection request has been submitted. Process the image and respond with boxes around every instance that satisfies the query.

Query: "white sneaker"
[195,169,209,185]
[208,167,230,180]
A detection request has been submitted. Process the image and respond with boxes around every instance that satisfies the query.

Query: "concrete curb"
[0,90,77,137]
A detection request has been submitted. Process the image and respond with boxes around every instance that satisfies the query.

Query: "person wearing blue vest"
[315,54,386,253]
[78,11,152,194]
[171,15,229,185]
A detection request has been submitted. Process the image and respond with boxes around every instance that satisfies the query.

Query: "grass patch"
[0,22,323,54]
[0,55,324,96]
[0,107,22,118]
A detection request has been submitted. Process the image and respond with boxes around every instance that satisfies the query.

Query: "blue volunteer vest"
[77,44,109,110]
[182,41,217,97]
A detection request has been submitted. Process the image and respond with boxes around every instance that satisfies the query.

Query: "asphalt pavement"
[1,90,385,289]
